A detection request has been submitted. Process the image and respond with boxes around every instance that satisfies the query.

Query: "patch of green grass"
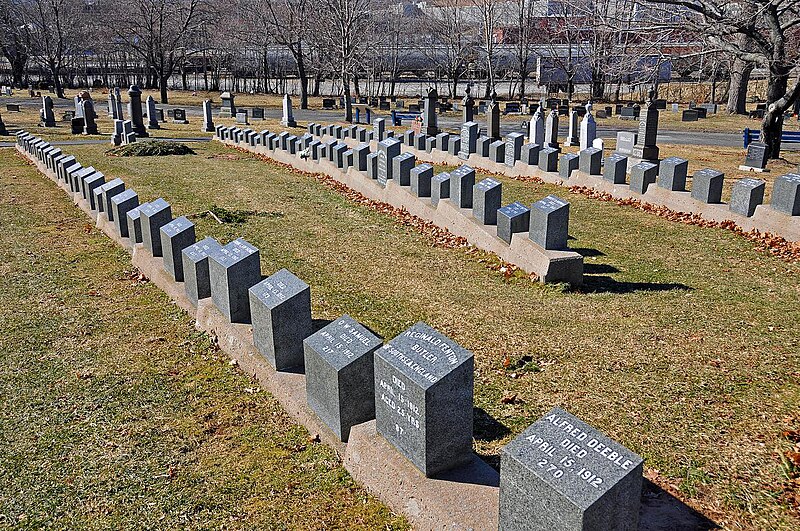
[12,136,800,529]
[107,140,195,157]
[0,149,407,529]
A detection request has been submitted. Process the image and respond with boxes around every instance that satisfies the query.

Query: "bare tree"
[421,0,477,98]
[317,0,370,122]
[111,0,207,103]
[19,0,82,98]
[0,0,30,87]
[644,0,800,158]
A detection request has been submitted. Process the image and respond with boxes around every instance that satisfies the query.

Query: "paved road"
[3,95,797,150]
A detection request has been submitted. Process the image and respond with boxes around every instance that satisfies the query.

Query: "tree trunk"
[160,74,169,104]
[761,68,790,159]
[726,57,752,114]
[343,65,353,123]
[296,46,309,109]
[50,61,64,98]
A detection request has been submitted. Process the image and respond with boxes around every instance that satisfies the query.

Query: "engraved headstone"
[435,132,450,152]
[771,173,800,215]
[529,105,544,146]
[353,143,370,171]
[374,322,474,477]
[281,94,297,127]
[741,142,768,171]
[181,237,223,305]
[579,106,596,151]
[629,161,658,194]
[615,132,637,156]
[530,195,569,250]
[473,178,502,225]
[423,87,439,136]
[521,143,540,166]
[377,138,402,187]
[97,178,125,220]
[505,133,524,167]
[127,85,148,137]
[146,96,160,130]
[603,154,628,184]
[489,140,506,163]
[304,315,382,442]
[209,238,261,323]
[220,91,236,118]
[458,121,479,159]
[249,268,312,370]
[579,148,602,176]
[729,178,765,217]
[560,153,579,180]
[691,169,724,203]
[367,152,379,179]
[544,110,559,150]
[111,189,139,237]
[658,157,688,191]
[431,172,450,206]
[172,108,188,124]
[450,165,476,208]
[411,164,434,197]
[81,98,98,135]
[631,100,659,162]
[40,96,56,127]
[565,110,580,146]
[160,216,196,281]
[126,204,147,244]
[538,147,559,172]
[202,99,214,132]
[498,407,643,531]
[139,198,172,257]
[487,91,501,140]
[497,202,530,243]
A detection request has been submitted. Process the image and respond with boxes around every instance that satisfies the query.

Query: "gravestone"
[538,147,559,173]
[403,130,414,146]
[367,152,379,179]
[630,162,658,194]
[462,85,475,122]
[530,195,569,250]
[81,99,98,135]
[423,87,439,136]
[114,88,124,121]
[739,142,768,172]
[249,268,312,370]
[304,315,382,442]
[127,85,148,137]
[505,133,524,167]
[220,92,236,117]
[98,178,125,220]
[182,237,223,305]
[145,96,160,130]
[771,173,800,215]
[393,152,416,185]
[435,132,450,152]
[459,121,479,159]
[139,198,173,257]
[565,111,580,146]
[374,322,474,477]
[431,172,450,206]
[690,169,724,203]
[450,165,476,208]
[603,154,628,184]
[411,164,434,197]
[730,178,765,217]
[373,118,385,141]
[544,110,559,150]
[353,143,370,171]
[486,92,501,140]
[425,137,436,153]
[497,202,530,244]
[0,113,8,136]
[41,96,56,127]
[202,99,214,132]
[489,140,506,163]
[209,238,261,323]
[521,143,540,166]
[332,143,348,167]
[111,189,139,238]
[415,133,428,151]
[477,136,491,157]
[235,111,249,125]
[252,107,265,120]
[126,204,147,244]
[658,157,688,191]
[671,103,679,113]
[498,407,643,531]
[579,106,597,151]
[473,178,502,225]
[631,99,659,163]
[560,153,579,180]
[681,110,698,122]
[74,95,84,118]
[615,132,637,156]
[281,94,297,127]
[172,108,188,124]
[529,106,545,146]
[108,92,116,118]
[377,138,402,187]
[83,173,106,210]
[161,216,196,282]
[448,137,461,156]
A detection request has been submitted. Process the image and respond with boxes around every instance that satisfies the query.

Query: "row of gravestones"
[18,127,647,531]
[218,122,573,254]
[0,86,13,96]
[360,115,800,221]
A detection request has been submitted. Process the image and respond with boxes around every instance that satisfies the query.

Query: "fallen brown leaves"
[569,186,800,263]
[779,418,800,515]
[240,147,538,282]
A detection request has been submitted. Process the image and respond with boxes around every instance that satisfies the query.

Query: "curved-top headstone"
[499,407,643,531]
[374,322,474,477]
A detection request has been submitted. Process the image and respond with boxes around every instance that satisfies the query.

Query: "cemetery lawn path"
[0,148,408,529]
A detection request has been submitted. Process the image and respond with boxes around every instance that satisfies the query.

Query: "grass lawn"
[0,149,408,529]
[13,134,795,529]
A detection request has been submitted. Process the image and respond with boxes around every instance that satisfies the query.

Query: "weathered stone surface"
[529,195,569,250]
[729,178,765,217]
[182,237,222,306]
[374,322,474,477]
[497,202,530,244]
[473,178,502,225]
[209,238,261,323]
[450,165,476,208]
[304,315,382,442]
[139,198,172,257]
[160,216,196,282]
[249,268,312,370]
